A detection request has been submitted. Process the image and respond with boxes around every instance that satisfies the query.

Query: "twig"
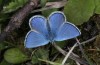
[0,0,39,42]
[32,0,67,13]
[62,43,77,65]
[67,47,81,65]
[75,61,80,65]
[52,42,88,65]
[76,38,94,65]
[45,0,66,8]
[51,53,60,61]
[52,35,98,65]
[75,36,96,47]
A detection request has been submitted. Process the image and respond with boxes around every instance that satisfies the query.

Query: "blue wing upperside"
[48,11,66,34]
[24,30,49,48]
[54,22,81,41]
[29,15,48,36]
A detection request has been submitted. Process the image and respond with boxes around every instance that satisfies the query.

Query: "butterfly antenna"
[75,38,94,65]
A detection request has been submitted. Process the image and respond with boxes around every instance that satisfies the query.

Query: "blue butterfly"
[24,11,81,48]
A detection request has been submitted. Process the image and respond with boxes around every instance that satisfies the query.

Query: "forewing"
[29,15,48,36]
[24,31,49,48]
[48,11,66,33]
[54,22,81,41]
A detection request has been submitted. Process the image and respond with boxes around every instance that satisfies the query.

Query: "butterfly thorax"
[48,32,55,42]
[46,22,55,42]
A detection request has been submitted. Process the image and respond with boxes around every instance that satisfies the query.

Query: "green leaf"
[0,13,9,22]
[0,60,11,65]
[42,8,57,17]
[0,43,6,51]
[31,48,49,64]
[0,0,3,4]
[4,48,28,64]
[0,41,9,51]
[64,0,95,25]
[40,0,47,7]
[3,0,28,13]
[95,0,100,14]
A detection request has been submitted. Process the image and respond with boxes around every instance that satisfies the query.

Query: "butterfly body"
[24,11,81,48]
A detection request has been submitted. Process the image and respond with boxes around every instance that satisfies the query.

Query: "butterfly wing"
[54,22,81,41]
[24,31,49,48]
[48,11,66,33]
[29,15,48,36]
